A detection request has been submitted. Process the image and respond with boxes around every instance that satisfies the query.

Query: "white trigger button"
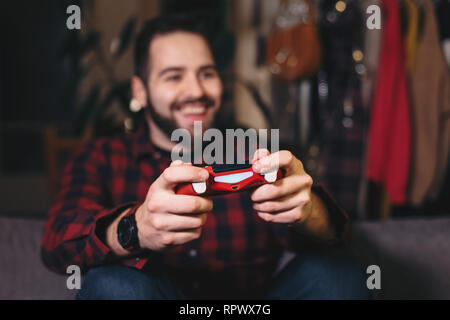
[192,182,207,194]
[263,171,277,183]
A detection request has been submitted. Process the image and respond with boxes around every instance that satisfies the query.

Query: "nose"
[184,74,205,99]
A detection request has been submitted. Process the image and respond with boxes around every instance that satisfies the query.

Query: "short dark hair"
[134,14,211,81]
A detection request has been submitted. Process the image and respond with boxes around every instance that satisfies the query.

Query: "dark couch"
[1,215,449,299]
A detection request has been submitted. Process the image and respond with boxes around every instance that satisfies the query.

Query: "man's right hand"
[134,160,212,252]
[106,160,212,256]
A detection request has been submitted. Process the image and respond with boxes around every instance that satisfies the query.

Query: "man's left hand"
[251,149,336,240]
[251,149,314,225]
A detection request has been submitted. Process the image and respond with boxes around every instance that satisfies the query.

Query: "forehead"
[148,31,215,72]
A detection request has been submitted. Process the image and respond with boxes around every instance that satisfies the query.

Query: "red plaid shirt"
[41,121,349,298]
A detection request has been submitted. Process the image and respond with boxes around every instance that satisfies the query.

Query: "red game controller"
[175,163,282,196]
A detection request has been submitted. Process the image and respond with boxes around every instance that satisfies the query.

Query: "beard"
[145,97,179,138]
[145,94,216,139]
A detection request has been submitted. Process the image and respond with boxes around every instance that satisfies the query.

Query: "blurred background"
[0,0,449,299]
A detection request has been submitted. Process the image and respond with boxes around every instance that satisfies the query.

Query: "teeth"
[181,106,206,115]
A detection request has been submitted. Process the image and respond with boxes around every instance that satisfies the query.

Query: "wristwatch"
[117,206,140,251]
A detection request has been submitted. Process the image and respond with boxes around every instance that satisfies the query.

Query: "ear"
[131,75,148,107]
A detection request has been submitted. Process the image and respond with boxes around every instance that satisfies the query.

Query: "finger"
[150,213,207,231]
[170,160,192,167]
[252,150,300,174]
[148,194,213,214]
[252,190,310,214]
[256,208,301,224]
[157,165,209,190]
[252,148,270,162]
[250,174,313,202]
[168,194,213,214]
[160,228,203,246]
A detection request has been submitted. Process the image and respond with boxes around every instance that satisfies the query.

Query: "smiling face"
[140,31,223,136]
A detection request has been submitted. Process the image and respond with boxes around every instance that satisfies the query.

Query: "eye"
[199,70,218,79]
[165,74,182,82]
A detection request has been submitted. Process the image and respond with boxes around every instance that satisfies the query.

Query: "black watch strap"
[117,206,141,251]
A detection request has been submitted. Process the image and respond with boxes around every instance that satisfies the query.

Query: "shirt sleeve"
[40,140,148,274]
[285,184,351,251]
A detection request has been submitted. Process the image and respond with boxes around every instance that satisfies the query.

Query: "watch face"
[118,217,132,247]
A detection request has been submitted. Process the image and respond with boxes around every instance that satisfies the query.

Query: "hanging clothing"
[358,0,383,219]
[404,0,420,73]
[435,0,450,41]
[366,0,411,205]
[434,0,450,65]
[361,0,382,109]
[408,0,450,205]
[315,0,366,218]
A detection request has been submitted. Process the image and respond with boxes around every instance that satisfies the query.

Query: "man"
[41,14,369,300]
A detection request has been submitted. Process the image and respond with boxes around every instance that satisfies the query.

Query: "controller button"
[192,182,207,194]
[264,171,277,183]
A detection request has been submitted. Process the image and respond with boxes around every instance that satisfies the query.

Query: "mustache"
[171,96,215,111]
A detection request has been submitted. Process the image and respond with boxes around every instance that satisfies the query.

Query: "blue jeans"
[77,247,370,300]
